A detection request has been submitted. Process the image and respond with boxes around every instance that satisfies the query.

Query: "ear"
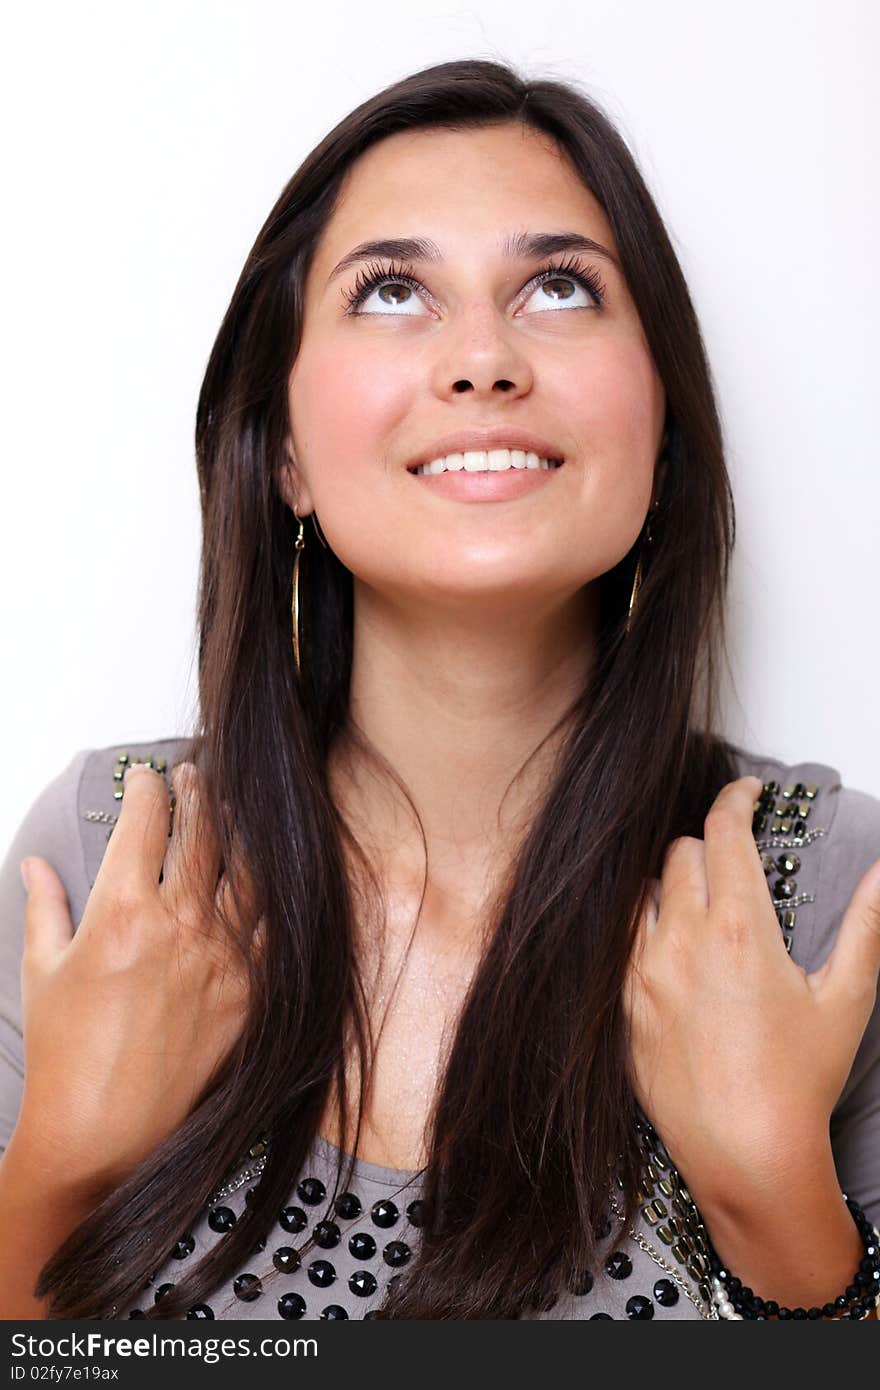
[278,437,315,516]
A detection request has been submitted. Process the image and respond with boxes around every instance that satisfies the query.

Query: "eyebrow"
[325,230,621,286]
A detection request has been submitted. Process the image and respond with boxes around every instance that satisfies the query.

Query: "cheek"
[552,337,663,542]
[554,336,662,457]
[289,337,413,486]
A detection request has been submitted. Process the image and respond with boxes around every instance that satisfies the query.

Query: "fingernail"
[20,858,33,892]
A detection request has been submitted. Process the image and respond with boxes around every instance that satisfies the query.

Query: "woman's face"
[284,121,665,612]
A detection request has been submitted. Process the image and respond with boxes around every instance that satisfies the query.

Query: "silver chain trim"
[609,1193,713,1320]
[207,1153,269,1205]
[754,827,827,851]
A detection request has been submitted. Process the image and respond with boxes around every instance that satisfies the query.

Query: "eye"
[342,260,431,316]
[518,257,607,314]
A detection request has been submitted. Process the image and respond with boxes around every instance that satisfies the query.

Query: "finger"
[815,857,880,1004]
[21,857,74,968]
[162,763,222,914]
[702,775,767,911]
[657,836,708,917]
[99,763,171,896]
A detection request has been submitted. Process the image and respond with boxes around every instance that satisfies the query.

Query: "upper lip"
[406,428,565,472]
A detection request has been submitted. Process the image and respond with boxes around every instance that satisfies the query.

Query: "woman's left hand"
[623,775,880,1201]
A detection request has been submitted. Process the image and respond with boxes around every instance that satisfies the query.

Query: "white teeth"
[463,451,487,472]
[413,447,560,475]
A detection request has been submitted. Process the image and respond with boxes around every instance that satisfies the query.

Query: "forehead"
[313,122,617,270]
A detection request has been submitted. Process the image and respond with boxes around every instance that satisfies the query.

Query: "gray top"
[1,737,879,1321]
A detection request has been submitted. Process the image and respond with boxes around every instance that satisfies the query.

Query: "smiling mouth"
[408,447,564,476]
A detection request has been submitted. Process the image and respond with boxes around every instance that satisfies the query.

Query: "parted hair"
[38,56,738,1319]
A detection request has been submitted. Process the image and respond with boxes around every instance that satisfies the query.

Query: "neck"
[329,580,598,922]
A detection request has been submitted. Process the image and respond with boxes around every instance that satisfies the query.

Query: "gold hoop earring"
[625,499,660,637]
[292,512,306,679]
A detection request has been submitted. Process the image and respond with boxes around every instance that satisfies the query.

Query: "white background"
[2,0,877,855]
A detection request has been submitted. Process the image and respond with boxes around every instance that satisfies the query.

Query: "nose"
[429,305,534,400]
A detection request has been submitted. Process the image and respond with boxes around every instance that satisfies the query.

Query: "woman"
[1,58,878,1322]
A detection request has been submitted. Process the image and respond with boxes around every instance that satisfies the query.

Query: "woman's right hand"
[14,761,261,1204]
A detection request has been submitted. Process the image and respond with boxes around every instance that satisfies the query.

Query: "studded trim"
[80,749,176,841]
[752,778,824,955]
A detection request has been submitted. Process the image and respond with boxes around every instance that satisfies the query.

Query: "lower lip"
[407,463,564,502]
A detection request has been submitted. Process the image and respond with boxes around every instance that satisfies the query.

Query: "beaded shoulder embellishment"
[752,777,824,954]
[80,749,176,840]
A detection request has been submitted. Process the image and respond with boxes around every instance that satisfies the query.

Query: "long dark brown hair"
[38,57,738,1319]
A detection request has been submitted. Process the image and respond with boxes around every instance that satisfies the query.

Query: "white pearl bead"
[718,1299,736,1318]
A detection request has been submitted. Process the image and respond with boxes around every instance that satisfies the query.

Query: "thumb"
[816,857,880,1004]
[21,856,74,967]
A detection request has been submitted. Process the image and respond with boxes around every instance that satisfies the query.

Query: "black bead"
[297,1176,327,1206]
[278,1292,307,1320]
[653,1278,679,1307]
[604,1250,633,1280]
[186,1304,214,1319]
[590,1312,613,1319]
[233,1273,263,1302]
[371,1198,399,1228]
[792,1308,808,1320]
[307,1259,336,1288]
[835,1295,848,1309]
[207,1206,237,1233]
[363,1310,381,1319]
[849,1306,864,1319]
[273,1247,300,1274]
[349,1231,377,1260]
[625,1295,654,1319]
[279,1206,308,1234]
[764,1300,779,1316]
[128,1310,146,1319]
[406,1199,426,1227]
[823,1303,837,1317]
[570,1271,594,1297]
[313,1220,341,1249]
[335,1191,362,1221]
[320,1305,349,1319]
[154,1283,175,1304]
[384,1240,412,1267]
[171,1234,195,1260]
[349,1269,378,1298]
[807,1307,822,1319]
[777,1307,792,1319]
[846,1283,860,1301]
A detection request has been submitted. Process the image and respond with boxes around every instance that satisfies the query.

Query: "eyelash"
[341,253,608,315]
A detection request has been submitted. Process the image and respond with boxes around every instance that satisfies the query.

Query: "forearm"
[0,1131,101,1319]
[696,1136,875,1317]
